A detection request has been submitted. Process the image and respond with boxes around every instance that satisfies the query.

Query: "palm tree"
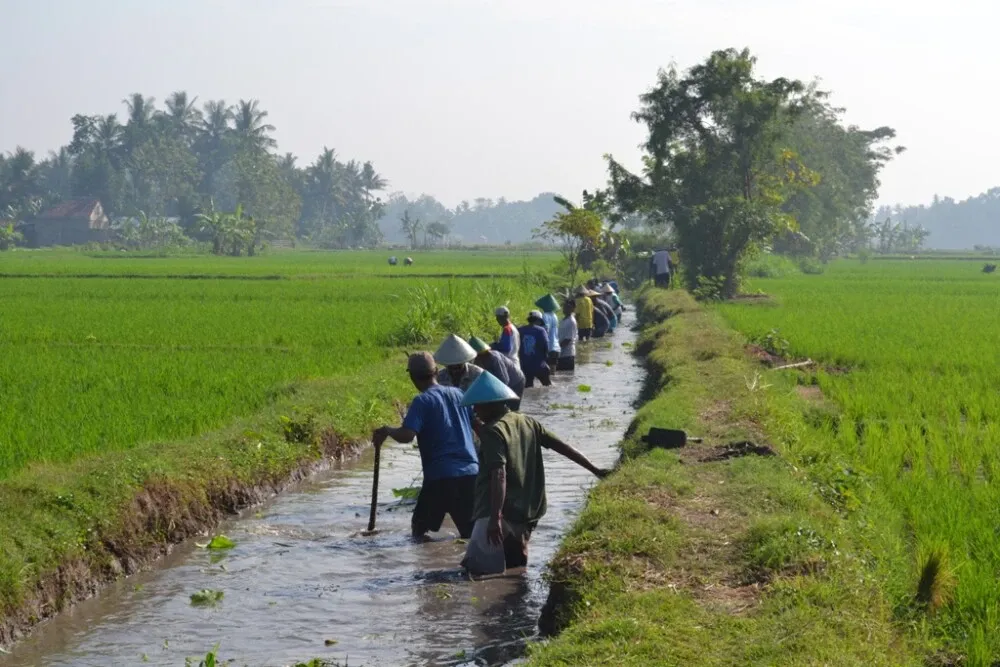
[122,93,156,152]
[160,91,201,142]
[233,99,276,154]
[196,100,234,196]
[361,161,387,194]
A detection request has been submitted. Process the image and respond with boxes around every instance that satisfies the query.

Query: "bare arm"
[545,435,608,478]
[372,426,417,447]
[487,466,507,545]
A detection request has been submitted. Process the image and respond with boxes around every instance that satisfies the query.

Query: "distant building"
[30,199,110,247]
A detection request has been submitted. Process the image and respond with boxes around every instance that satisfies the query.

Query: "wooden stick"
[770,359,815,371]
[365,442,382,533]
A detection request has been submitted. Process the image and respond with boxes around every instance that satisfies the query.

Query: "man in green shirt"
[459,371,609,575]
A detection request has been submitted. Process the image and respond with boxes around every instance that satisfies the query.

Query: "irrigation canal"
[2,326,642,667]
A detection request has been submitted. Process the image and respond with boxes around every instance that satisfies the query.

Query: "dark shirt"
[517,324,550,375]
[477,350,526,396]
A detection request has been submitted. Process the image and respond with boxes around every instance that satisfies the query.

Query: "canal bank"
[1,327,642,666]
[528,289,919,666]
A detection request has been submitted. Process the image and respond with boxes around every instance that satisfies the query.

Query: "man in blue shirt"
[518,310,551,387]
[372,352,479,539]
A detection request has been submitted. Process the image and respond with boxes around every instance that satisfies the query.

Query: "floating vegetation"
[197,535,236,550]
[189,589,225,606]
[323,639,338,646]
[605,360,614,367]
[577,384,592,393]
[392,487,420,500]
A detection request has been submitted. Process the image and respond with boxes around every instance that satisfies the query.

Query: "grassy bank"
[529,288,927,665]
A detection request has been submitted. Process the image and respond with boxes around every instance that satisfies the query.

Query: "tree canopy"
[0,92,387,248]
[603,48,902,296]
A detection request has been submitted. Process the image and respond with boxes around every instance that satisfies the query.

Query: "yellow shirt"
[575,296,594,329]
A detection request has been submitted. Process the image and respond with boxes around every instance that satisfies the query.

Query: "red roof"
[37,198,102,220]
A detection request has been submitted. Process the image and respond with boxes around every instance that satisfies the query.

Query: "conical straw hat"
[461,371,519,406]
[468,336,491,354]
[434,334,477,366]
[534,293,560,313]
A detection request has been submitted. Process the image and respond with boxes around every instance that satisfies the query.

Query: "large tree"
[607,48,818,297]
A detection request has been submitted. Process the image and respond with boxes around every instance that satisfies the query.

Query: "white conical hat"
[434,334,477,366]
[461,371,519,406]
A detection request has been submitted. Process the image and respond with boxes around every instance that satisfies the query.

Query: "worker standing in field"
[517,311,551,388]
[493,306,520,363]
[372,352,478,539]
[434,334,483,392]
[469,336,525,410]
[602,283,624,321]
[458,371,609,575]
[651,249,671,288]
[534,294,561,372]
[573,286,594,341]
[591,296,612,338]
[557,300,578,371]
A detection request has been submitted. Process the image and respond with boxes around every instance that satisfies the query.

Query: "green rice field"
[0,249,556,478]
[719,260,1000,660]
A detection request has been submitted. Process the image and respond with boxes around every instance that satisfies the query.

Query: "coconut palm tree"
[160,91,201,142]
[122,93,156,152]
[233,99,276,154]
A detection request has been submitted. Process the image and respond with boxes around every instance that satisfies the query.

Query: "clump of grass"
[915,545,955,614]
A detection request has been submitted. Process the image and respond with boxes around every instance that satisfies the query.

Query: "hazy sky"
[2,0,996,208]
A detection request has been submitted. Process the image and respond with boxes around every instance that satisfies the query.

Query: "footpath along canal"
[2,327,642,667]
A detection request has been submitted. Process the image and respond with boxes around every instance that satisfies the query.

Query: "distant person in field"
[493,306,521,363]
[651,249,671,288]
[573,286,594,341]
[517,311,552,388]
[557,300,578,371]
[469,336,525,411]
[434,334,483,392]
[603,283,624,321]
[372,352,478,539]
[534,294,561,371]
[458,371,609,575]
[591,298,611,338]
[592,287,617,334]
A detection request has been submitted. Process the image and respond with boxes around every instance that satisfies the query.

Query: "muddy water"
[3,328,641,667]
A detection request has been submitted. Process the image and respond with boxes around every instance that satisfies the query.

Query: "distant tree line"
[874,190,1000,251]
[377,192,564,247]
[590,47,905,297]
[0,92,387,249]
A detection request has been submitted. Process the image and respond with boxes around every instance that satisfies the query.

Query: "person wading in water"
[458,371,609,575]
[372,352,479,539]
[434,334,483,392]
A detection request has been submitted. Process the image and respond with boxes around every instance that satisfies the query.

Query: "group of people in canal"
[371,281,625,576]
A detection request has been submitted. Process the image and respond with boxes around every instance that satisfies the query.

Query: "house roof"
[37,198,102,220]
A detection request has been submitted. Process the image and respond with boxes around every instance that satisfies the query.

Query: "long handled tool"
[362,442,382,536]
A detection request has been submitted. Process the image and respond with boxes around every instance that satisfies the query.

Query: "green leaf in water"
[189,589,224,606]
[196,535,236,550]
[577,384,592,393]
[392,487,420,500]
[605,360,614,367]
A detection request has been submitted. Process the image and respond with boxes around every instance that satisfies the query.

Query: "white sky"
[1,0,996,208]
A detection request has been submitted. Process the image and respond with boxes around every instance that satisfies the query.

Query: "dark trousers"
[524,363,552,388]
[556,356,575,371]
[654,273,670,288]
[578,328,592,341]
[412,475,477,538]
